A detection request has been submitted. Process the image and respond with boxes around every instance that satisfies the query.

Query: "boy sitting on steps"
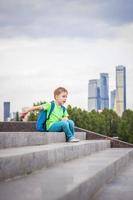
[21,87,80,143]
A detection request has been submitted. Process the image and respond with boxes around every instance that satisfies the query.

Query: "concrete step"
[0,140,110,181]
[0,132,86,149]
[0,148,132,200]
[92,160,133,200]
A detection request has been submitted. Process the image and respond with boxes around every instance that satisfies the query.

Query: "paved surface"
[0,140,109,157]
[0,140,110,181]
[92,160,133,200]
[0,148,132,200]
[0,132,86,148]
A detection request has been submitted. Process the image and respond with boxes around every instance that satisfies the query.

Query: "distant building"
[114,65,126,116]
[11,112,17,121]
[88,79,101,111]
[100,73,109,109]
[10,112,20,121]
[88,73,109,112]
[110,90,116,110]
[4,102,10,121]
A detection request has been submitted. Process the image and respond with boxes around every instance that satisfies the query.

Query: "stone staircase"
[0,129,133,200]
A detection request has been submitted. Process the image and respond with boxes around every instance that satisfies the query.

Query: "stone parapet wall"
[0,122,133,148]
[0,122,36,132]
[75,127,133,148]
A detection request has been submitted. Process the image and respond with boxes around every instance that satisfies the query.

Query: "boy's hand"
[62,117,68,121]
[20,112,28,120]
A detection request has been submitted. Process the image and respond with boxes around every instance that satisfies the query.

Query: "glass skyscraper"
[88,73,109,112]
[4,102,10,121]
[88,79,101,111]
[114,65,126,116]
[100,73,109,109]
[110,89,116,110]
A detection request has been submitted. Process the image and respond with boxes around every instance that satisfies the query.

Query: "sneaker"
[68,138,80,143]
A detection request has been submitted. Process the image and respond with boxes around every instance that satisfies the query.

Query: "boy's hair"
[54,87,68,98]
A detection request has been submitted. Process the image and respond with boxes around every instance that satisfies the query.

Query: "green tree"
[28,102,133,144]
[100,109,120,137]
[118,110,133,143]
[16,111,20,121]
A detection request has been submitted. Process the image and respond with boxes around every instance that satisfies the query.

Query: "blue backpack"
[36,101,66,132]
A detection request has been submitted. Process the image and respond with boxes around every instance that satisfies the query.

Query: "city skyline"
[0,65,130,121]
[88,66,127,115]
[0,1,133,120]
[2,66,127,121]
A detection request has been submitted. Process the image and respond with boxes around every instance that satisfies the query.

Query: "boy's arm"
[62,116,69,120]
[62,109,69,121]
[21,105,43,119]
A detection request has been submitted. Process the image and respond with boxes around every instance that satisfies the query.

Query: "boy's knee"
[68,120,75,126]
[61,120,69,128]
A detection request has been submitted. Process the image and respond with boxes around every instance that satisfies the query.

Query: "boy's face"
[55,92,68,105]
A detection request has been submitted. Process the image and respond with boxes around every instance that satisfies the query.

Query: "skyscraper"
[110,90,116,110]
[88,79,101,111]
[114,65,126,116]
[100,73,109,110]
[4,102,10,121]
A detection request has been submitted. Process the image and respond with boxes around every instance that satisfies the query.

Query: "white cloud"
[0,0,133,38]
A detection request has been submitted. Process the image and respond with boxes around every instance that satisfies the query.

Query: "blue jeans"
[48,120,75,141]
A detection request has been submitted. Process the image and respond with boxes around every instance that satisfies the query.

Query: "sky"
[0,0,133,120]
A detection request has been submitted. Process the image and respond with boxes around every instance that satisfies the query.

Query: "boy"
[21,87,80,142]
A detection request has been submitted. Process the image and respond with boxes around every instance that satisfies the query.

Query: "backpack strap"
[61,105,66,118]
[47,101,55,120]
[47,101,66,119]
[61,105,66,113]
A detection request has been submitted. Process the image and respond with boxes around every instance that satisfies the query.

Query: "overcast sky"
[0,0,133,120]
